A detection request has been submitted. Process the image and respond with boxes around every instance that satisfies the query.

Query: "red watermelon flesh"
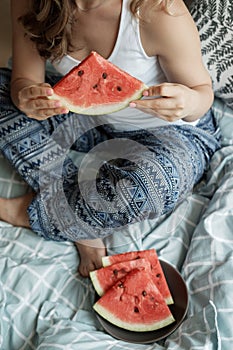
[90,258,150,296]
[93,268,175,332]
[102,249,174,305]
[51,51,147,115]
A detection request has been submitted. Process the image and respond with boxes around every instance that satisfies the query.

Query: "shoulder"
[140,0,189,19]
[140,0,199,57]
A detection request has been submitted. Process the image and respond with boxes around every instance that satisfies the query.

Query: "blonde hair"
[20,0,172,61]
[130,0,172,15]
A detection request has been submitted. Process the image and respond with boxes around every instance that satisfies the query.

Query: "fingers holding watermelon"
[130,82,196,122]
[18,83,69,119]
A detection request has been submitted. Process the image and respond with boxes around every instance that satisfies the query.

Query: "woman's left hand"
[129,82,197,122]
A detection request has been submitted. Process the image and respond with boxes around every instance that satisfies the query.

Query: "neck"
[76,0,109,12]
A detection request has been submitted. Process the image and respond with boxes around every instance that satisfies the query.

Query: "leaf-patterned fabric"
[190,0,233,109]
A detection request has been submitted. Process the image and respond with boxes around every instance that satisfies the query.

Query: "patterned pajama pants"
[0,68,221,241]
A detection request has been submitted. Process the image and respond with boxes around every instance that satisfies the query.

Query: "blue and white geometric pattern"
[0,70,233,349]
[0,68,220,241]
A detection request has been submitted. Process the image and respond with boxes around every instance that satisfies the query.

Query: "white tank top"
[52,0,198,130]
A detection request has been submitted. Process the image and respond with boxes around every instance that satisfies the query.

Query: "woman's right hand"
[18,83,69,119]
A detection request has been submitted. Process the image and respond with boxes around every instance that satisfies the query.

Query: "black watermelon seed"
[102,72,107,79]
[134,306,139,313]
[113,269,118,276]
[78,70,84,76]
[93,84,98,89]
[117,86,122,91]
[142,290,147,296]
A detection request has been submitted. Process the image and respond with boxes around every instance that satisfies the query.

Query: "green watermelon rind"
[89,270,105,296]
[93,303,175,332]
[102,255,116,267]
[164,295,174,305]
[50,86,147,115]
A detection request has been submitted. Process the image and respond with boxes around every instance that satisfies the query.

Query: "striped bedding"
[0,98,232,350]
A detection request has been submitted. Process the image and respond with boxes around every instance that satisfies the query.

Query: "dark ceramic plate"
[94,259,189,344]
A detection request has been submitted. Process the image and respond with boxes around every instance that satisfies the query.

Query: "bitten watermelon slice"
[93,268,175,332]
[90,258,150,296]
[102,249,174,305]
[50,51,147,115]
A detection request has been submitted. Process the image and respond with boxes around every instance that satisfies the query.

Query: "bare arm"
[10,0,68,119]
[11,0,46,104]
[133,0,213,122]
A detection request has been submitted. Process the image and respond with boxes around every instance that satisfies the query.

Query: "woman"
[0,0,220,276]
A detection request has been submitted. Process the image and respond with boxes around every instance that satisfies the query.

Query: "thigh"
[27,111,220,241]
[0,69,81,191]
[0,69,109,190]
[98,112,220,215]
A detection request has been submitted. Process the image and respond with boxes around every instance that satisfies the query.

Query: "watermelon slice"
[102,249,174,305]
[90,258,150,296]
[50,51,147,115]
[93,268,175,332]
